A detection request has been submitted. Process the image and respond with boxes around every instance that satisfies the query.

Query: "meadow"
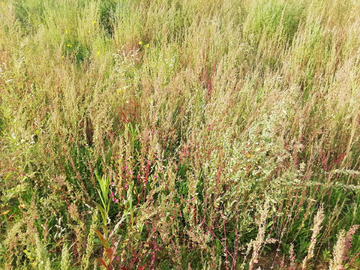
[1,0,360,269]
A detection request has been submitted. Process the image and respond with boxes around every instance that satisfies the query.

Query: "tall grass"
[1,0,360,269]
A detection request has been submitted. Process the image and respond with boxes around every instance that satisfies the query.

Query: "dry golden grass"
[0,0,360,269]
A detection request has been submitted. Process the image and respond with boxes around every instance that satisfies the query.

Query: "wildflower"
[65,30,69,34]
[97,51,100,55]
[146,44,149,48]
[61,56,64,58]
[1,210,10,215]
[93,21,96,24]
[88,30,91,34]
[138,41,142,45]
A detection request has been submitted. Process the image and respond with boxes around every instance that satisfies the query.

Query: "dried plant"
[329,230,346,270]
[1,0,360,269]
[302,205,325,269]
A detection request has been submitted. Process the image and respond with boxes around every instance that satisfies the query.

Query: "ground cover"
[0,0,360,269]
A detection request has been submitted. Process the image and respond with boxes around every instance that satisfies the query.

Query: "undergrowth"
[1,0,360,269]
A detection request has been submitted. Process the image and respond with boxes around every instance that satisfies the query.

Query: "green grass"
[1,0,360,269]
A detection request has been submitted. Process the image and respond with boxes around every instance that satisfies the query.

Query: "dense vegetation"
[1,0,360,269]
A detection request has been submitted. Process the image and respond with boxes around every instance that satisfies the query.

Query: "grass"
[0,0,360,269]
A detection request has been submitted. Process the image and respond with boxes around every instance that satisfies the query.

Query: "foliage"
[1,0,360,269]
